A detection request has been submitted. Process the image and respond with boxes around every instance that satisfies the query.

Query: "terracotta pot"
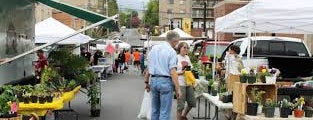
[294,109,304,118]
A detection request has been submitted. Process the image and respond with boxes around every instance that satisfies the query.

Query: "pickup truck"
[219,36,313,80]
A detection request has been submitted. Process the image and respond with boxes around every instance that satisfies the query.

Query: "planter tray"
[242,114,313,120]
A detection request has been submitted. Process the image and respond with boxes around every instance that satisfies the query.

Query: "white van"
[220,36,313,79]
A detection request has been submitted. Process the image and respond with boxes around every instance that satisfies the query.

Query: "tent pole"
[212,32,217,81]
[247,21,252,68]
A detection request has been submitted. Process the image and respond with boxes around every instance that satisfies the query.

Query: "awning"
[36,0,119,31]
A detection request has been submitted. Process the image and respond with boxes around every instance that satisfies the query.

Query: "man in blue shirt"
[144,30,182,120]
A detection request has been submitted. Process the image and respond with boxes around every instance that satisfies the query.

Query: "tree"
[144,0,159,28]
[108,0,118,16]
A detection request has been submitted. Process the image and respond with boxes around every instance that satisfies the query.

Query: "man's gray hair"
[166,30,180,42]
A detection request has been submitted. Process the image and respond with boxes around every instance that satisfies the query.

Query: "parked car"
[192,40,230,64]
[220,36,313,80]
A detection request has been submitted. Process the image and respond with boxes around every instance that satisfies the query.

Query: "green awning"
[36,0,118,31]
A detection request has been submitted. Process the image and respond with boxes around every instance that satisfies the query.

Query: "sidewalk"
[68,66,226,120]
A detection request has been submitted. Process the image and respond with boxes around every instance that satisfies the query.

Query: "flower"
[295,97,306,110]
[241,69,248,75]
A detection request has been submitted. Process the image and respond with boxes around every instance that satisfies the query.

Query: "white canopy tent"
[215,0,313,34]
[159,28,194,38]
[213,0,313,80]
[35,17,93,45]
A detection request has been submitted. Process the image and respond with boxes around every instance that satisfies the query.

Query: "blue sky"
[117,0,148,11]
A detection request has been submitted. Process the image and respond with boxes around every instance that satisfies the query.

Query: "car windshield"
[205,45,228,58]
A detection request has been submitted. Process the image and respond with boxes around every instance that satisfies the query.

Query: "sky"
[117,0,148,11]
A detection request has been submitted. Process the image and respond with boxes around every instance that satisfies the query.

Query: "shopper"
[118,50,126,73]
[175,42,196,120]
[140,50,146,75]
[133,49,141,70]
[80,47,91,64]
[124,50,131,65]
[92,50,103,65]
[144,30,182,120]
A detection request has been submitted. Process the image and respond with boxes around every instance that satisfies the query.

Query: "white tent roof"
[215,0,313,34]
[159,28,194,38]
[35,17,93,44]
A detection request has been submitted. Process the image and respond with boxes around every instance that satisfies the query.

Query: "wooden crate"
[0,115,22,120]
[233,82,277,114]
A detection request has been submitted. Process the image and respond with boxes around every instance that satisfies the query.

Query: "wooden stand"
[233,82,277,114]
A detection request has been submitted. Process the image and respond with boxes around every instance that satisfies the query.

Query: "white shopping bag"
[137,90,152,120]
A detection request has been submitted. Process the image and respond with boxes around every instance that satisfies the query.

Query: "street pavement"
[66,66,228,120]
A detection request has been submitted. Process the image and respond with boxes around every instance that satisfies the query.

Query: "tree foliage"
[119,10,141,28]
[108,0,118,16]
[144,0,159,28]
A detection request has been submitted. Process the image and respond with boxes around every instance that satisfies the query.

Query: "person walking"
[124,50,131,65]
[175,42,196,120]
[140,50,146,75]
[118,50,126,73]
[144,30,182,120]
[133,49,141,70]
[80,47,91,64]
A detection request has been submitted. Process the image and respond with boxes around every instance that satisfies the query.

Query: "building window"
[168,9,173,14]
[169,0,174,4]
[180,0,184,4]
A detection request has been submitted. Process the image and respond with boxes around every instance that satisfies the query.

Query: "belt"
[151,74,171,78]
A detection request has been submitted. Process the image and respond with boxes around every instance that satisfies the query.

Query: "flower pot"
[247,76,256,84]
[90,109,101,117]
[240,76,247,83]
[211,90,217,96]
[246,103,258,116]
[265,76,276,84]
[192,70,199,79]
[30,96,38,103]
[23,96,30,104]
[264,107,275,118]
[46,96,53,103]
[294,109,304,118]
[208,86,211,94]
[280,107,290,118]
[305,109,313,117]
[39,97,46,104]
[228,94,233,102]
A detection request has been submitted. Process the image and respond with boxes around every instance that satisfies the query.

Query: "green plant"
[208,79,214,87]
[88,84,100,109]
[279,98,293,108]
[67,80,77,90]
[249,87,265,104]
[264,99,277,107]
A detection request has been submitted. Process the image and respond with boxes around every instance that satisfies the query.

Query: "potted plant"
[0,85,18,118]
[294,97,305,118]
[210,84,217,96]
[246,87,265,116]
[279,98,293,118]
[88,84,101,117]
[263,99,277,118]
[247,68,257,84]
[305,106,313,117]
[37,84,47,104]
[13,85,24,102]
[208,79,214,94]
[240,69,248,83]
[198,69,206,81]
[22,93,31,104]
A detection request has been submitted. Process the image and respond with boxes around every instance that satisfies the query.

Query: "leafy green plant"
[249,87,265,104]
[264,99,277,107]
[88,84,100,109]
[67,80,77,90]
[279,98,293,108]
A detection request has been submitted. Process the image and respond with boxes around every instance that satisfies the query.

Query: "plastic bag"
[184,71,196,86]
[137,90,151,120]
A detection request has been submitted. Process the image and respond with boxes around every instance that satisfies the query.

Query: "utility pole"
[203,1,207,37]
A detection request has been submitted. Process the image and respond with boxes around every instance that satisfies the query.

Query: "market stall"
[206,0,313,119]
